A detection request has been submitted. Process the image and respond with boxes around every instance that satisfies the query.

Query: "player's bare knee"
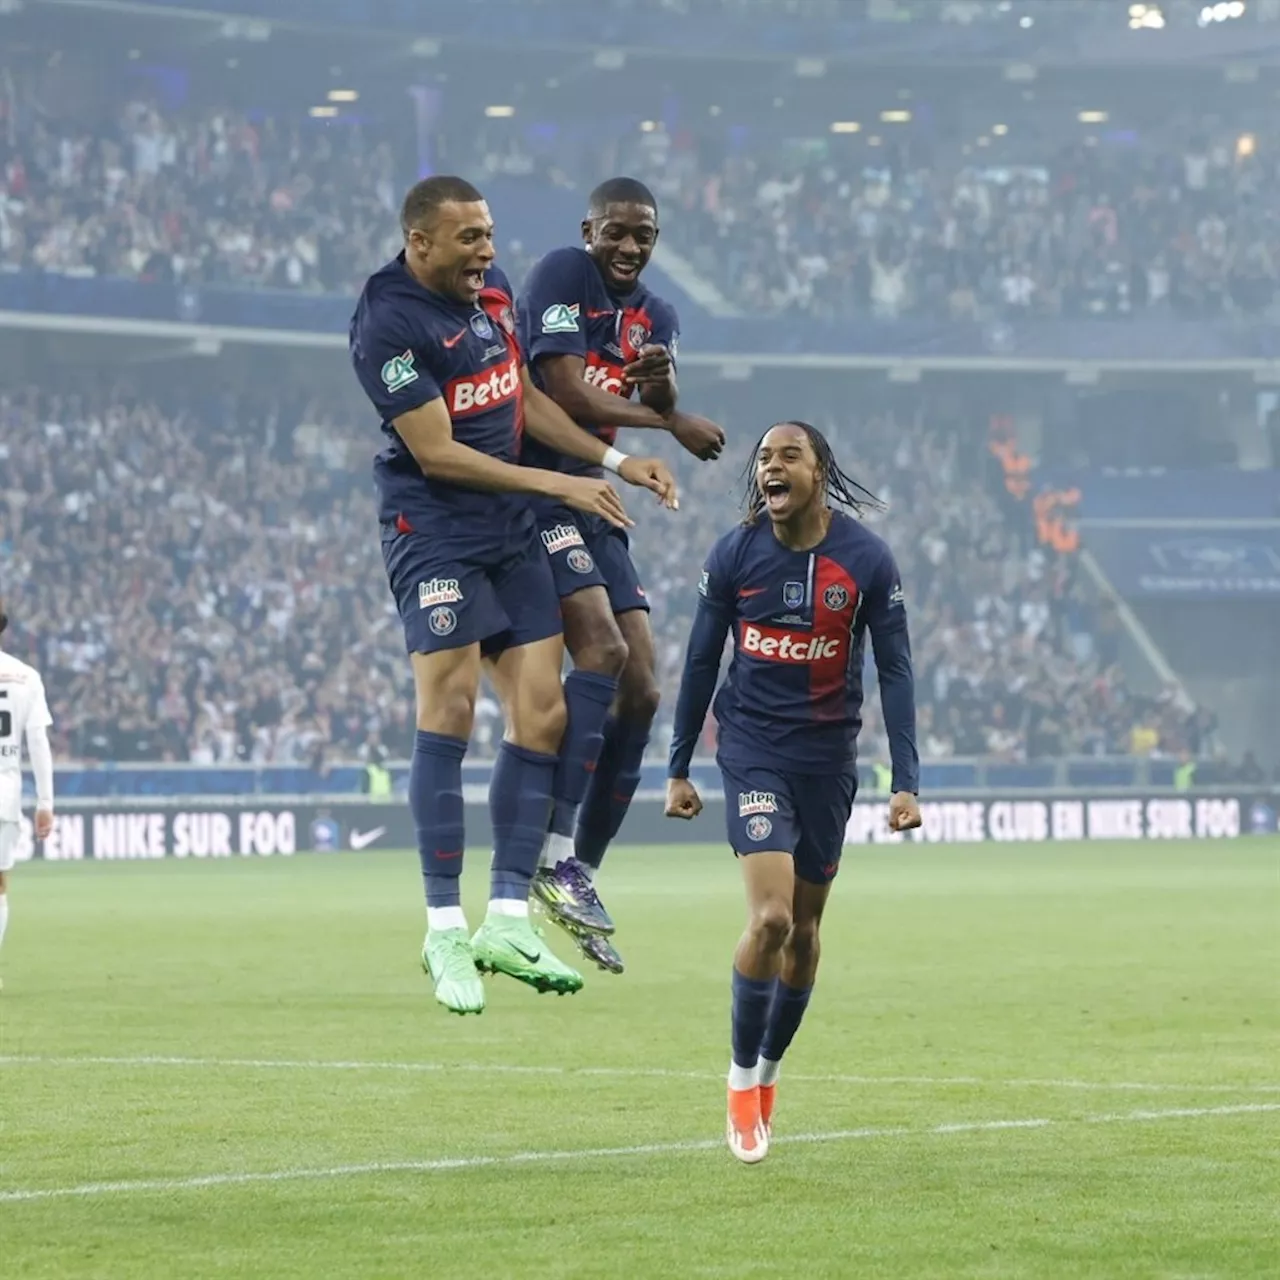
[575,629,628,679]
[511,683,567,755]
[617,668,661,726]
[565,597,628,678]
[787,920,821,969]
[415,684,475,738]
[0,870,7,894]
[750,900,793,951]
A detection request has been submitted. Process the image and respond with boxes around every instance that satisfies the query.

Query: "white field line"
[1,1053,1278,1095]
[0,1102,1275,1205]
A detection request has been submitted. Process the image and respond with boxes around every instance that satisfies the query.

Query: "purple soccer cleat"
[532,857,615,936]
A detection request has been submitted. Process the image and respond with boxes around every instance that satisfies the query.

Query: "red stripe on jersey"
[810,556,859,720]
[479,286,524,444]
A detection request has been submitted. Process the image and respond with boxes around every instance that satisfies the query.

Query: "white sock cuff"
[487,898,529,918]
[427,906,467,932]
[727,1060,758,1091]
[757,1056,781,1088]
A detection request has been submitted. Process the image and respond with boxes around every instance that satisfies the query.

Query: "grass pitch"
[1,840,1277,1279]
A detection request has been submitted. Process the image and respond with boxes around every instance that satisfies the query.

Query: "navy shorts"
[532,502,649,616]
[718,759,857,885]
[381,521,562,657]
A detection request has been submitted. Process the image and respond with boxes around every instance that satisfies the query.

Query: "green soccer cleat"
[422,928,485,1015]
[471,914,584,995]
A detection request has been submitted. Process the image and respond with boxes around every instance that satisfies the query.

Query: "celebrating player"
[349,175,678,1016]
[664,421,922,1163]
[0,597,55,991]
[518,177,726,974]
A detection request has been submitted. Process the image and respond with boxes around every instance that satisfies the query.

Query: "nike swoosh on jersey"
[442,328,467,348]
[738,587,767,598]
[586,309,614,319]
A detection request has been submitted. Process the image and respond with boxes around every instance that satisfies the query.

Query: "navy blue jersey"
[349,254,526,538]
[517,246,679,477]
[668,511,919,788]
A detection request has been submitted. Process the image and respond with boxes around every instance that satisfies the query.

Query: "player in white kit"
[0,599,55,987]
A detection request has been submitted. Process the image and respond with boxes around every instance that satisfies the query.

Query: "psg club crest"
[428,606,457,637]
[745,815,773,842]
[626,321,648,352]
[470,311,493,340]
[823,583,849,611]
[566,548,594,574]
[783,581,805,610]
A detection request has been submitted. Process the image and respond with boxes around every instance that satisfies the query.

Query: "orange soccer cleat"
[758,1081,777,1137]
[726,1084,769,1164]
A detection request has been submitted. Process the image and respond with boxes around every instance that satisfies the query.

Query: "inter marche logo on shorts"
[540,524,585,554]
[419,578,463,609]
[738,790,776,817]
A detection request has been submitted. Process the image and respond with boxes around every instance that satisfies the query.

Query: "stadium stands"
[0,380,1203,766]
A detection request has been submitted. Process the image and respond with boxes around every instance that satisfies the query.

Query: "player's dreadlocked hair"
[400,175,486,233]
[741,421,886,526]
[588,176,658,219]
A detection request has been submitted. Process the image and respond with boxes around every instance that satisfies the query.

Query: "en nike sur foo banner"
[12,792,1277,863]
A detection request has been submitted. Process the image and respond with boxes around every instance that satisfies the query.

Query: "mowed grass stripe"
[1,1102,1276,1204]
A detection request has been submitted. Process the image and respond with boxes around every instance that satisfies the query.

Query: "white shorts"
[0,821,17,873]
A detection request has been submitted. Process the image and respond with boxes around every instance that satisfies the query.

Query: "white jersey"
[0,650,53,824]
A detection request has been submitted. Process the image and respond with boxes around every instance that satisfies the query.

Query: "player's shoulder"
[637,279,678,327]
[831,510,892,555]
[352,255,420,338]
[528,245,594,282]
[828,511,897,581]
[521,246,599,307]
[707,519,763,571]
[481,265,515,301]
[0,650,43,686]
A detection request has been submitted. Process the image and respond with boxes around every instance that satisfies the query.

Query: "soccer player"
[663,422,923,1163]
[0,598,55,990]
[518,176,726,974]
[350,175,678,1016]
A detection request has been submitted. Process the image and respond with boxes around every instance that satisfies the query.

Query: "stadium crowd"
[5,72,1279,323]
[0,382,1211,767]
[0,93,402,293]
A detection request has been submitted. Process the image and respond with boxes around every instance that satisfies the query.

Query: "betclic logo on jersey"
[740,623,842,664]
[581,353,626,396]
[445,354,519,417]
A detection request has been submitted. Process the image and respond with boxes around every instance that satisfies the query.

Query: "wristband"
[602,447,629,475]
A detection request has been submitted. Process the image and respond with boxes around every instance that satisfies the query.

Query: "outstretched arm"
[668,587,734,778]
[865,551,921,830]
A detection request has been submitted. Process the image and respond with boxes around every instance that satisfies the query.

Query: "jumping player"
[0,597,55,990]
[350,175,678,1016]
[664,422,922,1162]
[518,177,726,974]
